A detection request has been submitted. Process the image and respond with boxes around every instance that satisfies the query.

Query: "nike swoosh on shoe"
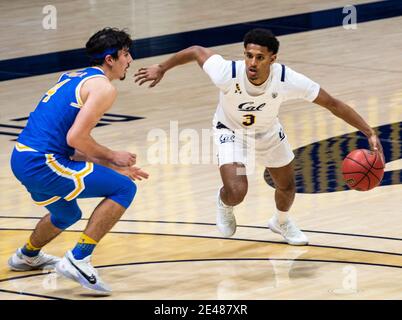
[67,256,97,284]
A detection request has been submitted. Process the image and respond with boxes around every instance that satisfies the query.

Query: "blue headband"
[90,48,118,59]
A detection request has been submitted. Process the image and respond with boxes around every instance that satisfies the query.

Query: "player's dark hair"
[86,27,132,66]
[243,28,279,54]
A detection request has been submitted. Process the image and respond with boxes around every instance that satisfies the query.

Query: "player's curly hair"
[86,27,132,66]
[243,28,279,54]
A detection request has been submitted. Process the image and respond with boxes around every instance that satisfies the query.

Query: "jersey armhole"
[75,75,108,107]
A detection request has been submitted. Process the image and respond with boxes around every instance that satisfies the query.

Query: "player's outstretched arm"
[313,88,384,156]
[67,77,136,167]
[134,45,214,87]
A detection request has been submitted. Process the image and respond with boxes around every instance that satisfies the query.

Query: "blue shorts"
[10,143,137,229]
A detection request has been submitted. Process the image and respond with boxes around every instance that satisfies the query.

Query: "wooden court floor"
[0,1,401,300]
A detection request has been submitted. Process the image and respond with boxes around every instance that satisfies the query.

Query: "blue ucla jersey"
[18,67,106,156]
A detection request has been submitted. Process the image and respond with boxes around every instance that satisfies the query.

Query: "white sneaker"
[8,248,60,271]
[268,216,309,246]
[216,190,236,237]
[55,250,111,294]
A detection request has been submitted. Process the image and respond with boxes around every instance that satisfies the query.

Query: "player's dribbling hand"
[134,64,164,87]
[112,151,137,167]
[368,134,385,163]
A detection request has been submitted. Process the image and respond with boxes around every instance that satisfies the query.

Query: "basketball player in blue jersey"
[8,27,148,293]
[135,28,383,245]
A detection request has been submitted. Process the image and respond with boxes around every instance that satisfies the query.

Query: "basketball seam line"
[361,150,372,189]
[345,156,370,171]
[344,171,372,188]
[371,150,385,170]
[347,162,369,188]
[362,150,381,182]
[344,155,374,188]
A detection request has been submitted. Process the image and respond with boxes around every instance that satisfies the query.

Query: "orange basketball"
[342,149,385,191]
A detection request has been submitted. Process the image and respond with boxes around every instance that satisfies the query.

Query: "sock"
[72,233,98,260]
[275,209,289,224]
[21,239,42,257]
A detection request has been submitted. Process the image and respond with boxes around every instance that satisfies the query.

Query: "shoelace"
[78,258,99,277]
[29,252,59,265]
[25,252,46,265]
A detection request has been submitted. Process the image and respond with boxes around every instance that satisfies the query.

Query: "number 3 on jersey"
[242,114,256,126]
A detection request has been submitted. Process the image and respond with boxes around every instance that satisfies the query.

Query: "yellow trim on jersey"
[45,154,94,201]
[75,74,107,108]
[66,71,87,78]
[69,102,81,109]
[15,142,37,152]
[33,196,61,206]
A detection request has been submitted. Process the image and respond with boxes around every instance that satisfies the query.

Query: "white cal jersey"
[203,54,320,135]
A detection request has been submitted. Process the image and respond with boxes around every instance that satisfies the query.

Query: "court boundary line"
[0,288,67,300]
[1,228,402,258]
[1,216,402,242]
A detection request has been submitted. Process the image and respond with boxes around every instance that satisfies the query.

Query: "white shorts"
[213,121,295,169]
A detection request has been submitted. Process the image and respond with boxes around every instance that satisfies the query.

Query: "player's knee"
[125,179,137,206]
[225,183,247,205]
[277,179,296,194]
[112,177,137,209]
[50,207,82,230]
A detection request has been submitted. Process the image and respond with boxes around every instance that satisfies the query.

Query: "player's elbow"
[189,45,204,53]
[66,130,87,149]
[187,45,203,59]
[66,130,78,148]
[188,45,211,66]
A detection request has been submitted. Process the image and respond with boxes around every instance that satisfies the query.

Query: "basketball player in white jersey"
[134,28,383,245]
